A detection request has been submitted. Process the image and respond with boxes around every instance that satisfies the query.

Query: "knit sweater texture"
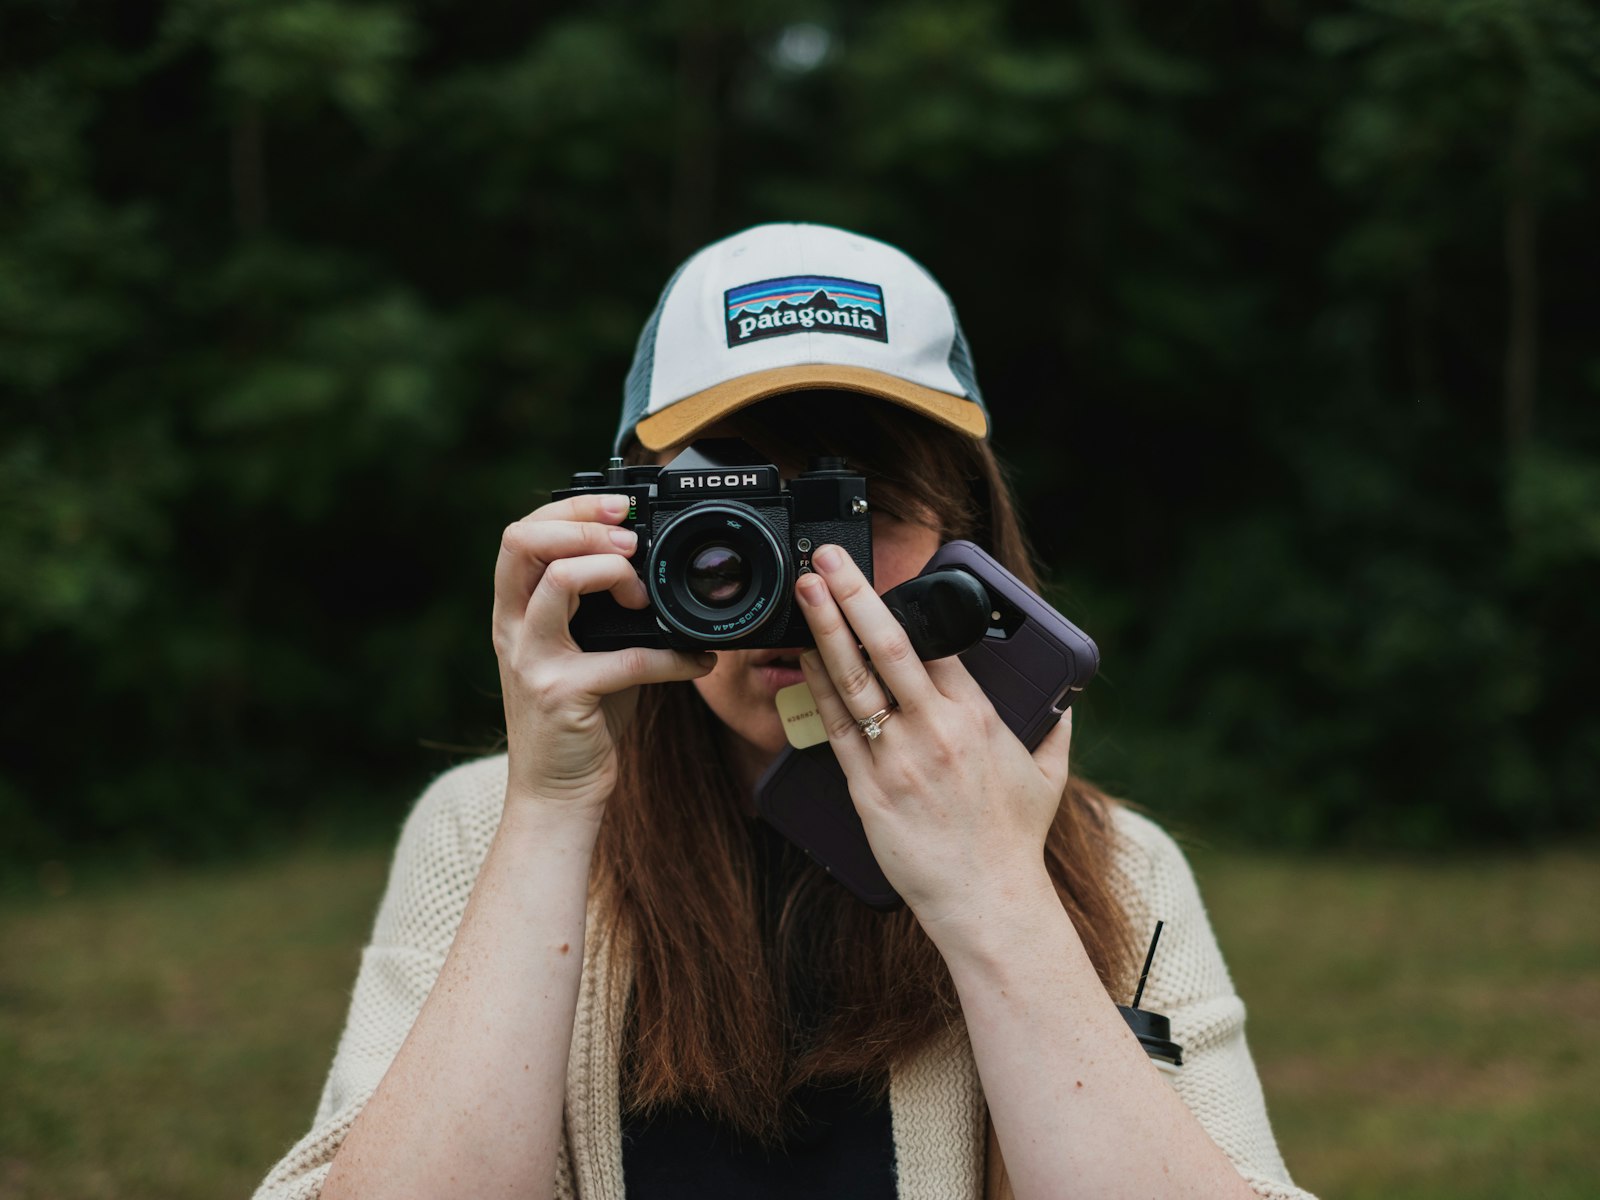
[254,754,1316,1200]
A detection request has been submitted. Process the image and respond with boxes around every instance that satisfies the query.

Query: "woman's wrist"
[914,860,1067,969]
[500,784,606,850]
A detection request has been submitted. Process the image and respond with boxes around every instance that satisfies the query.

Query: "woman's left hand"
[794,544,1071,941]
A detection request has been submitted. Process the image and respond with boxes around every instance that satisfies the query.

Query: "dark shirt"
[620,820,898,1200]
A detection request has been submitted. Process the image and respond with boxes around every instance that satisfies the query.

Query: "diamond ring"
[856,706,897,741]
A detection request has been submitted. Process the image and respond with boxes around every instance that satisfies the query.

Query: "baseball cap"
[614,222,989,454]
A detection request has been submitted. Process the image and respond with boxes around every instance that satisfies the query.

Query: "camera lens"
[648,503,789,644]
[686,544,750,608]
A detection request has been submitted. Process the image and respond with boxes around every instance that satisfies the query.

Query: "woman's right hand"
[492,493,716,822]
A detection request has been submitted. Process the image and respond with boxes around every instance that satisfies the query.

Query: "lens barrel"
[647,503,788,643]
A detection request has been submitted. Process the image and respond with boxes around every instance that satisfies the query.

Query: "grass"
[1,839,1596,1199]
[1188,842,1600,1200]
[0,846,391,1200]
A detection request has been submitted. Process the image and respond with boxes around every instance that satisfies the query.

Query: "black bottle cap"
[1117,1004,1183,1066]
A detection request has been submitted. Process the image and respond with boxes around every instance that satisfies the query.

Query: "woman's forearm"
[930,874,1258,1200]
[322,795,599,1200]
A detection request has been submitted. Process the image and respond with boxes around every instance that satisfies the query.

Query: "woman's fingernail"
[609,527,637,551]
[603,495,630,517]
[800,649,821,672]
[813,545,842,571]
[797,574,825,606]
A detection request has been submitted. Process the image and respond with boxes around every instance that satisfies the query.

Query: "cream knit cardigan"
[255,755,1316,1200]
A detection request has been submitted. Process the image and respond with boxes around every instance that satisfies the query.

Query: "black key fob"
[879,568,991,660]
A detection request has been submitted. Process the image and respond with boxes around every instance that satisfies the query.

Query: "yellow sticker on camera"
[776,681,828,749]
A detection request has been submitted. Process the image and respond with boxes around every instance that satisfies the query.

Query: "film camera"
[552,439,874,651]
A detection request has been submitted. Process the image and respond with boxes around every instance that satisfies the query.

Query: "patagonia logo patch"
[725,276,887,347]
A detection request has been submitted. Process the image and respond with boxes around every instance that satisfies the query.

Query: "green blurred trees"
[2,0,1597,860]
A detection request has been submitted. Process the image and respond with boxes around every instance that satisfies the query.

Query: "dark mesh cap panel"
[615,258,690,455]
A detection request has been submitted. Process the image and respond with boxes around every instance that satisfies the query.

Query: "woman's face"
[691,512,942,777]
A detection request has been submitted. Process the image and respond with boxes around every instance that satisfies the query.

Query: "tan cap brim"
[633,365,988,451]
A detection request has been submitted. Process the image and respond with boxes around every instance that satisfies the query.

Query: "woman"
[256,223,1315,1199]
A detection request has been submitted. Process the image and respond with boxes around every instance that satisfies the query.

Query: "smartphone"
[754,540,1099,910]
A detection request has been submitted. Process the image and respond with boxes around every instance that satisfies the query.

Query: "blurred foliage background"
[4,0,1600,866]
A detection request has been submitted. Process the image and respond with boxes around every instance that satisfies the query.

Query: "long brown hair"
[595,393,1135,1141]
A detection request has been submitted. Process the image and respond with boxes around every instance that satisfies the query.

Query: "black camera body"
[552,439,873,651]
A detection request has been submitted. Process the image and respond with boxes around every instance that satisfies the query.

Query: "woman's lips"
[751,653,807,695]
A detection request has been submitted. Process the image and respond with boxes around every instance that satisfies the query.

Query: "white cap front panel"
[645,223,965,415]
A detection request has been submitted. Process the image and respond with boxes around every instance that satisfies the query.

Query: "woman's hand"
[793,544,1071,942]
[492,493,716,822]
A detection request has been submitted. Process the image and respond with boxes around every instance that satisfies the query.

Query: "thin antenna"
[1130,920,1165,1010]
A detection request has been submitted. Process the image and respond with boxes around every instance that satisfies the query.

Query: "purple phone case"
[754,540,1099,910]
